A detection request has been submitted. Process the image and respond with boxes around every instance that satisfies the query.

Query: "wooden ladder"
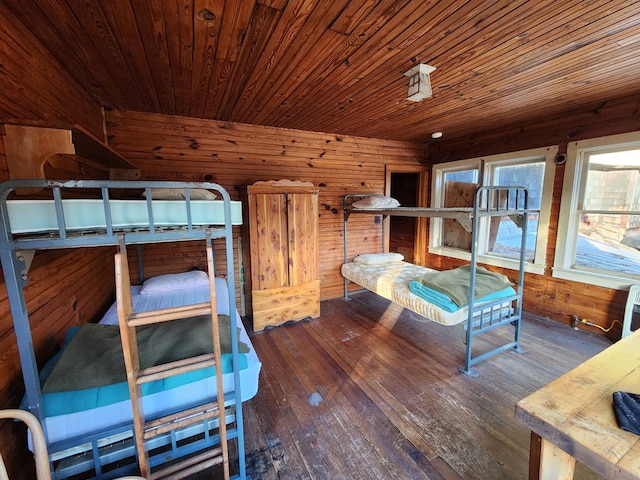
[115,237,230,480]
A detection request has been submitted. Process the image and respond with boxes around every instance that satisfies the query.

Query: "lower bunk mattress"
[34,277,261,449]
[341,261,515,326]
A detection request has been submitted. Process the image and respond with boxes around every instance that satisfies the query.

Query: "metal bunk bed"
[0,179,249,479]
[342,185,529,375]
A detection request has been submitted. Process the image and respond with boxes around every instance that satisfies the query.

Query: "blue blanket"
[414,264,513,307]
[409,280,516,312]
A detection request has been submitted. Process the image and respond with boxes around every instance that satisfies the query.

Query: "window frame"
[553,131,640,289]
[430,146,557,275]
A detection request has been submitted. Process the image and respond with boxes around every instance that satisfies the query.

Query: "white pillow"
[140,270,210,295]
[352,196,400,209]
[141,188,217,200]
[353,252,404,266]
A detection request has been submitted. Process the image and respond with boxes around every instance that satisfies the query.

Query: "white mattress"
[40,278,261,448]
[6,199,242,234]
[342,261,471,326]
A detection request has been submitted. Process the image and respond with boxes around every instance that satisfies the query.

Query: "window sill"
[552,267,640,290]
[428,246,545,275]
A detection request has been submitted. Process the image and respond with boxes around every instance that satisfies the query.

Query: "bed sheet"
[342,261,514,326]
[40,279,261,447]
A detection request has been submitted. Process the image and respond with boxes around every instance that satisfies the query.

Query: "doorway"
[385,166,428,265]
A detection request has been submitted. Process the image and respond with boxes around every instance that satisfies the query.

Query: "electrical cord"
[573,316,622,333]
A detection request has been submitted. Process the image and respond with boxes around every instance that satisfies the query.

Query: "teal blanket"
[409,281,516,312]
[40,315,249,416]
[413,264,513,307]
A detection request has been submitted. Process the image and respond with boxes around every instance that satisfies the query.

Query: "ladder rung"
[149,446,224,480]
[137,354,217,384]
[144,400,223,439]
[116,245,229,479]
[128,302,213,327]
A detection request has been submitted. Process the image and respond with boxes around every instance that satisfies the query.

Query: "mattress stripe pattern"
[342,261,472,326]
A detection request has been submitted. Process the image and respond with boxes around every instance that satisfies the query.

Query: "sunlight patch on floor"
[376,302,405,329]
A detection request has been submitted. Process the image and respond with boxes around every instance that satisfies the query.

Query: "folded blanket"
[415,265,513,307]
[409,281,516,312]
[43,314,248,393]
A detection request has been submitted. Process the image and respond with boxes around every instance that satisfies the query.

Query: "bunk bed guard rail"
[0,179,246,479]
[341,186,530,375]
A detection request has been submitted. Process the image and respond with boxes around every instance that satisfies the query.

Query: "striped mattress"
[342,261,495,326]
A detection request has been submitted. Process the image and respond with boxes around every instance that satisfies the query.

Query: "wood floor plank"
[192,292,611,479]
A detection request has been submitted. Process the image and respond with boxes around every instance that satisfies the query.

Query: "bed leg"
[459,366,478,377]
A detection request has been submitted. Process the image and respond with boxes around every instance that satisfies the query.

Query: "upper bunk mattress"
[6,199,242,234]
[341,261,515,326]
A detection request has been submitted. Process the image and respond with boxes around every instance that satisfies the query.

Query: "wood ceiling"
[5,0,640,144]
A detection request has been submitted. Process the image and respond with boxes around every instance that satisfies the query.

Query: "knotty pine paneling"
[106,110,426,309]
[0,133,117,479]
[0,4,104,139]
[427,95,640,338]
[0,246,116,480]
[124,235,248,315]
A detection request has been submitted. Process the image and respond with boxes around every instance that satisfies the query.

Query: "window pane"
[575,214,640,276]
[584,150,640,211]
[576,150,640,276]
[488,163,545,261]
[445,169,478,185]
[442,170,478,251]
[494,163,544,209]
[489,213,537,261]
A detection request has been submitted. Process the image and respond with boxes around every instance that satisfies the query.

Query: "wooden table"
[515,329,640,480]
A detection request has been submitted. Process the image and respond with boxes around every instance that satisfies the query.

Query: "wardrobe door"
[287,192,318,287]
[248,192,289,290]
[247,186,320,331]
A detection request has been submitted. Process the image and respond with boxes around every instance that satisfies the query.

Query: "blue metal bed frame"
[0,179,248,479]
[342,185,530,375]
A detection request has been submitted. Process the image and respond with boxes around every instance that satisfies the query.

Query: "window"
[430,146,557,274]
[553,132,640,289]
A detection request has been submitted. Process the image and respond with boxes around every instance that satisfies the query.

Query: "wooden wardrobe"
[246,184,320,331]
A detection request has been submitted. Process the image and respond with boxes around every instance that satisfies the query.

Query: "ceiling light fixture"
[404,64,436,102]
[431,131,443,139]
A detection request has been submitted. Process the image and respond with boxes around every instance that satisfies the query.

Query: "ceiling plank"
[189,0,224,117]
[231,0,325,121]
[162,0,194,116]
[296,0,640,141]
[99,1,162,112]
[215,3,282,119]
[66,2,148,111]
[199,1,257,118]
[131,0,177,114]
[4,0,128,108]
[254,0,419,126]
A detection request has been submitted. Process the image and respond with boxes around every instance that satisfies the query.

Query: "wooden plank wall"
[427,93,640,338]
[105,110,428,304]
[0,3,104,139]
[0,132,118,479]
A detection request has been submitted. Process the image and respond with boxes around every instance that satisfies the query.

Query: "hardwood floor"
[226,292,612,480]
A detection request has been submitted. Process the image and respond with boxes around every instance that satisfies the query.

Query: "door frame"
[385,165,429,266]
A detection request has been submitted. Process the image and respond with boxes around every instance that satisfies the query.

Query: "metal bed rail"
[461,186,528,374]
[0,179,247,479]
[341,186,530,375]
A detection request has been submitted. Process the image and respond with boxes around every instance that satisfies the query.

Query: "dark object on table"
[613,391,640,436]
